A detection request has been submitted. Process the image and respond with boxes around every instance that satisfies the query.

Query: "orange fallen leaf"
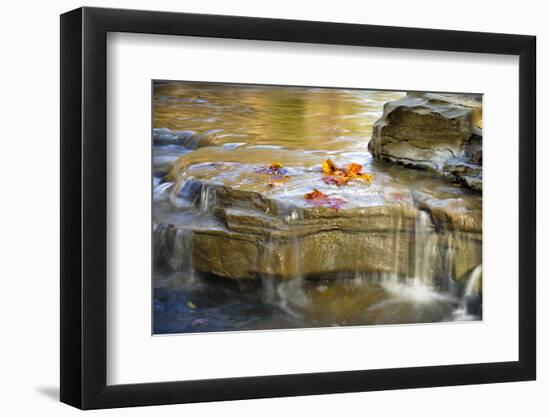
[320,159,373,186]
[304,189,325,200]
[347,162,362,175]
[322,159,337,175]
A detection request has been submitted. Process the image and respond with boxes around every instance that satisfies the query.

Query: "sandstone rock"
[368,92,482,191]
[153,128,197,147]
[414,193,482,233]
[153,127,226,148]
[154,179,482,290]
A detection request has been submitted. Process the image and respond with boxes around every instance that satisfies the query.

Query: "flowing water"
[152,81,482,334]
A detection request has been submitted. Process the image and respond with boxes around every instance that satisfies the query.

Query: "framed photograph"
[60,6,536,409]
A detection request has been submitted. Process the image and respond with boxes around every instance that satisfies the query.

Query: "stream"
[152,81,482,334]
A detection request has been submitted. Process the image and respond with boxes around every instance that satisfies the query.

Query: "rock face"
[154,179,482,291]
[368,93,482,191]
[152,92,483,294]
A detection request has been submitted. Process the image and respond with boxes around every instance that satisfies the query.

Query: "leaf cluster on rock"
[321,159,373,185]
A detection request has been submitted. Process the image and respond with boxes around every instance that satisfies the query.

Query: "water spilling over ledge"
[152,82,482,333]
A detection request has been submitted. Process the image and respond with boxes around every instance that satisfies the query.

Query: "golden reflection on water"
[154,81,405,152]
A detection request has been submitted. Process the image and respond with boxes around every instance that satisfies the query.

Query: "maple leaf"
[304,189,325,200]
[347,162,362,175]
[320,159,374,186]
[322,159,337,175]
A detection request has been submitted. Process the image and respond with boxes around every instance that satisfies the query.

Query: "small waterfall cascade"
[413,210,439,285]
[169,228,194,274]
[443,236,456,279]
[451,264,483,320]
[260,232,277,276]
[197,183,218,215]
[261,207,307,316]
[169,173,201,209]
[367,208,466,308]
[262,278,308,319]
[165,171,219,213]
[153,181,174,202]
[153,223,168,268]
[464,264,482,296]
[169,175,188,207]
[154,224,196,284]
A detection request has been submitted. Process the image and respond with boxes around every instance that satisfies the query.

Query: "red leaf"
[304,189,346,210]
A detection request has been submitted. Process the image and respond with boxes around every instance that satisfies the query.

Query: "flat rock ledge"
[154,180,482,292]
[368,92,482,191]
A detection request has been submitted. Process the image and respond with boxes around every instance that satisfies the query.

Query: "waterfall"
[287,208,304,279]
[262,278,307,319]
[443,235,455,278]
[449,264,482,320]
[170,174,190,208]
[168,174,206,209]
[153,182,173,202]
[464,264,482,296]
[154,225,196,283]
[198,183,218,215]
[164,228,194,278]
[365,209,461,308]
[413,210,439,285]
[261,207,307,317]
[153,223,169,268]
[260,232,278,276]
[391,213,403,277]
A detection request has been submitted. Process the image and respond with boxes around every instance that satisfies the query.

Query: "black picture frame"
[60,6,536,410]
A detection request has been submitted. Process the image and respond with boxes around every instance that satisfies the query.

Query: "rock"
[415,194,482,233]
[153,128,197,147]
[153,128,226,149]
[368,92,482,191]
[154,179,482,289]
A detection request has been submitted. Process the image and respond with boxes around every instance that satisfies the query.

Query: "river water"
[152,81,482,334]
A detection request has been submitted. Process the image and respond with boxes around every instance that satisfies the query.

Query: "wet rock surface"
[368,92,482,191]
[154,173,481,289]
